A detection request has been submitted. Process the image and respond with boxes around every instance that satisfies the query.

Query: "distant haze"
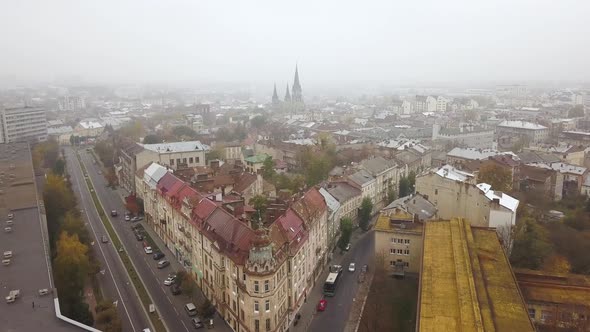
[1,0,589,88]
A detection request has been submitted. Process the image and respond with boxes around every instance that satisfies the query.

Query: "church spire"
[272,83,279,105]
[284,83,291,103]
[292,64,303,103]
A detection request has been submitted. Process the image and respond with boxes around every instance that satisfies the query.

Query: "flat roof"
[0,143,80,331]
[419,219,534,332]
[515,269,590,307]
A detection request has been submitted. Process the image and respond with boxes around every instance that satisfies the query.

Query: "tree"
[337,217,353,251]
[95,300,122,332]
[249,195,268,223]
[197,299,216,320]
[510,216,552,269]
[125,194,141,215]
[53,158,66,176]
[176,271,196,300]
[250,115,267,129]
[398,177,410,198]
[386,187,397,205]
[172,126,197,139]
[44,173,77,248]
[206,145,224,162]
[262,156,276,180]
[408,171,416,193]
[118,120,145,141]
[478,163,512,192]
[359,197,373,231]
[61,212,90,245]
[105,167,118,188]
[142,134,163,144]
[568,105,585,118]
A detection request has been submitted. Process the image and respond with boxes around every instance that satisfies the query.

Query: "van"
[184,303,197,316]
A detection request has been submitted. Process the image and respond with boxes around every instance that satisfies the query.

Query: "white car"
[144,246,153,254]
[164,274,176,286]
[348,262,356,272]
[124,214,131,221]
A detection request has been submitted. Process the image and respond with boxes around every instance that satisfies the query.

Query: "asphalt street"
[76,147,233,332]
[65,148,151,332]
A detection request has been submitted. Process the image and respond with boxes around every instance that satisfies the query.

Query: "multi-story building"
[0,106,47,143]
[360,157,398,210]
[74,120,104,138]
[318,188,341,250]
[135,163,327,332]
[416,165,519,246]
[496,120,549,144]
[374,211,423,276]
[326,182,362,223]
[436,96,449,112]
[446,147,514,169]
[432,124,495,149]
[347,169,376,210]
[57,95,86,112]
[415,95,427,113]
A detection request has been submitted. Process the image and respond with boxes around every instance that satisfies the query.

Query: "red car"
[317,299,327,312]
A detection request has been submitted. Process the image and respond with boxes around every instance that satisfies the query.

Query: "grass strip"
[77,152,166,332]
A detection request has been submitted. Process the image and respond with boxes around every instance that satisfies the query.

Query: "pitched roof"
[384,194,437,221]
[434,164,474,182]
[233,173,257,193]
[360,156,397,175]
[326,182,361,203]
[348,169,375,187]
[291,188,327,225]
[201,207,255,264]
[476,183,519,212]
[497,120,547,130]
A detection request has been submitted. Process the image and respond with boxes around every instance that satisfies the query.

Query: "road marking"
[69,149,137,332]
[167,297,173,305]
[173,307,179,316]
[181,320,189,332]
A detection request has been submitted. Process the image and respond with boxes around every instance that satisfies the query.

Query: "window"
[403,249,410,255]
[266,318,271,331]
[254,301,259,313]
[397,249,403,254]
[170,159,174,165]
[390,249,395,254]
[189,157,194,164]
[255,319,260,332]
[196,156,200,163]
[541,310,553,322]
[176,158,181,165]
[391,237,396,243]
[264,280,269,292]
[404,239,410,244]
[527,308,535,319]
[183,158,187,164]
[265,300,270,312]
[233,300,236,311]
[390,261,394,266]
[435,189,438,195]
[254,281,259,293]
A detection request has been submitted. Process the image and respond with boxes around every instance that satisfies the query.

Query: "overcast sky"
[1,0,589,88]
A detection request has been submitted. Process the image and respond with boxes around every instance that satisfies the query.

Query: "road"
[75,147,233,332]
[65,148,151,332]
[307,230,375,332]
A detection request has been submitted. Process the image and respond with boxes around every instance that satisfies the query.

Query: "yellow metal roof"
[419,219,534,332]
[515,269,590,307]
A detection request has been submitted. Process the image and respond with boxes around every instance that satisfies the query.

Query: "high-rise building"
[57,95,86,112]
[0,106,47,144]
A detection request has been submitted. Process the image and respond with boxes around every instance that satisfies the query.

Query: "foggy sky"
[1,0,589,88]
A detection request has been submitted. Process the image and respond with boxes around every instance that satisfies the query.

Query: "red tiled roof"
[292,188,327,225]
[233,173,257,193]
[192,198,218,222]
[201,207,255,264]
[272,208,308,254]
[156,172,177,195]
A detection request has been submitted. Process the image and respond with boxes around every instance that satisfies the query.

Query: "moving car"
[144,246,153,254]
[153,251,165,260]
[101,235,108,243]
[111,210,118,217]
[192,317,204,329]
[348,262,356,272]
[124,214,131,221]
[131,216,143,222]
[164,274,176,286]
[157,260,170,269]
[134,232,144,241]
[317,299,327,312]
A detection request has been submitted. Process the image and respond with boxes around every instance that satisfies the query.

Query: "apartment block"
[0,106,47,144]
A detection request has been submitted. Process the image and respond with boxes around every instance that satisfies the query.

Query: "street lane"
[308,232,375,332]
[65,148,151,332]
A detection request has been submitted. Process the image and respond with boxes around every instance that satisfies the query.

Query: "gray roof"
[384,193,437,221]
[360,157,397,175]
[348,169,375,186]
[326,182,361,203]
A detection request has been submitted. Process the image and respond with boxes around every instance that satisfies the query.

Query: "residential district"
[2,72,590,332]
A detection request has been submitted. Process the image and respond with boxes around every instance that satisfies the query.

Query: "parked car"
[134,232,144,241]
[191,318,204,329]
[164,274,176,286]
[345,243,351,251]
[170,284,181,295]
[317,299,327,312]
[101,235,108,243]
[144,246,153,254]
[157,260,170,269]
[124,214,131,221]
[153,251,165,260]
[111,210,118,217]
[348,262,356,272]
[131,216,143,222]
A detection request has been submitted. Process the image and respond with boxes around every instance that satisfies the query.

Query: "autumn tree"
[249,195,268,224]
[61,211,90,245]
[142,134,163,144]
[337,217,353,251]
[197,299,216,320]
[53,158,66,176]
[478,163,512,192]
[359,197,373,231]
[206,145,224,162]
[510,216,552,269]
[125,194,141,215]
[176,270,196,300]
[171,125,197,139]
[118,120,145,141]
[95,300,122,332]
[44,173,77,248]
[262,156,276,180]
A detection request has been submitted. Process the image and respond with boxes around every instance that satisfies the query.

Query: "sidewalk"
[290,228,370,332]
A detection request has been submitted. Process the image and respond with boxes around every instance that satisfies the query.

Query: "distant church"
[272,65,305,113]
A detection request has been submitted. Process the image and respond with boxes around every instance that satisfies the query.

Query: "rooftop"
[326,182,361,203]
[360,156,397,175]
[347,169,375,187]
[78,120,103,129]
[476,183,519,212]
[244,153,271,164]
[526,161,587,175]
[434,164,474,182]
[383,193,437,221]
[497,120,547,130]
[419,218,534,332]
[514,269,590,307]
[141,140,210,153]
[0,143,80,332]
[447,147,516,161]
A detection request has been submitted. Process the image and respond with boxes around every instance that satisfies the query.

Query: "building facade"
[374,211,423,275]
[0,106,47,144]
[496,120,549,144]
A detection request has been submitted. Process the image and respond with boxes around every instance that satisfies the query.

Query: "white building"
[0,106,47,143]
[138,141,210,169]
[436,96,449,112]
[58,95,86,112]
[496,120,549,143]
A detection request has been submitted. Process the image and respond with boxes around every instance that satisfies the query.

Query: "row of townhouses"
[135,163,328,332]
